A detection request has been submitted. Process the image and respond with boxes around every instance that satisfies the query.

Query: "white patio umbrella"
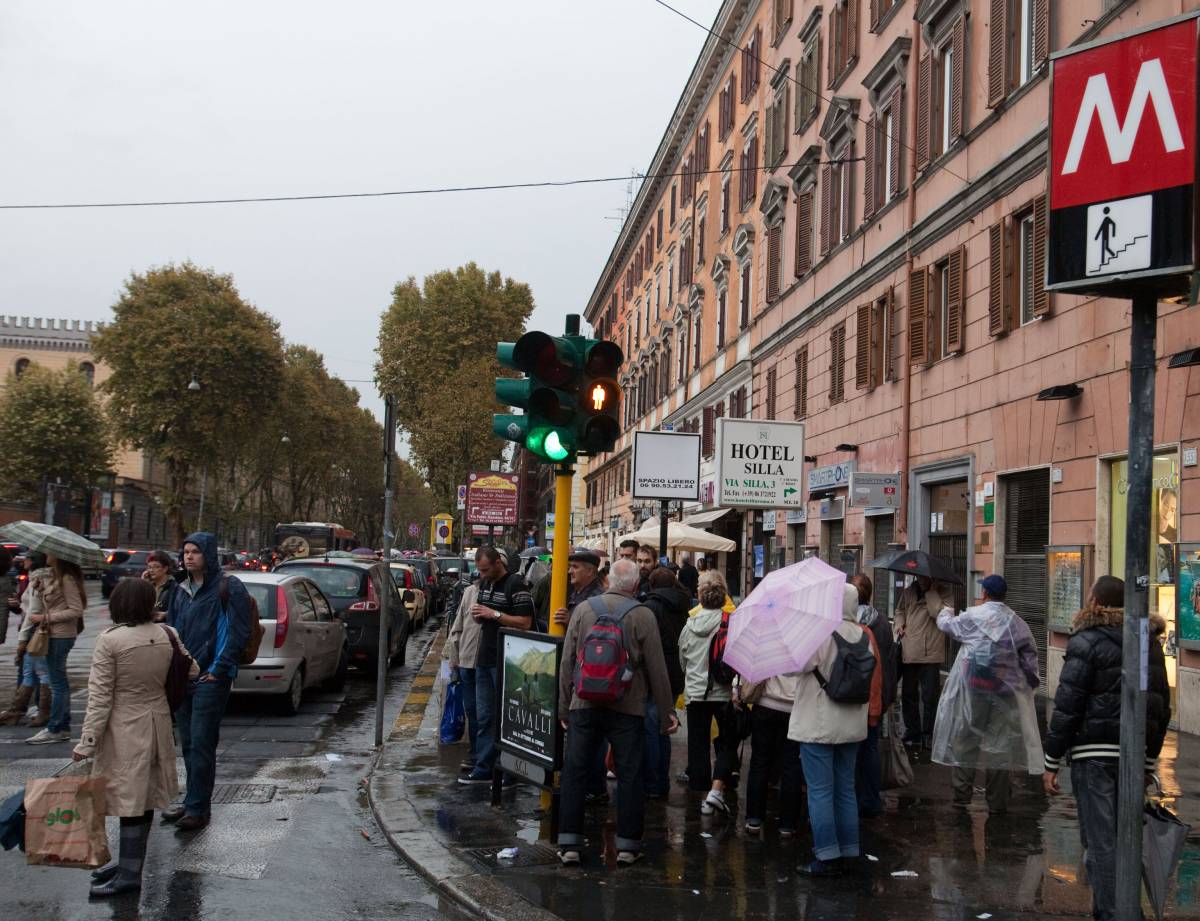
[624,518,736,553]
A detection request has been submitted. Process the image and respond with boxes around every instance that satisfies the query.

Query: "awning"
[682,507,735,527]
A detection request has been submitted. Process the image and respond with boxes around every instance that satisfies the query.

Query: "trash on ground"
[866,854,879,862]
[977,915,992,919]
[325,753,343,761]
[359,828,371,840]
[496,847,519,859]
[692,889,700,895]
[891,870,919,878]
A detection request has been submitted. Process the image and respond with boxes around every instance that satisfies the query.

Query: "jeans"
[559,708,645,852]
[856,723,883,816]
[799,741,861,862]
[457,667,479,766]
[642,696,671,796]
[177,677,233,817]
[21,651,49,689]
[1072,759,1119,921]
[46,637,75,733]
[469,665,498,779]
[685,701,738,792]
[901,663,940,741]
[746,705,804,831]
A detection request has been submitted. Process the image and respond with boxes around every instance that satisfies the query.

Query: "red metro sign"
[1047,15,1198,294]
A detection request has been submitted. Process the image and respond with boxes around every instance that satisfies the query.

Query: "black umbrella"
[865,548,963,585]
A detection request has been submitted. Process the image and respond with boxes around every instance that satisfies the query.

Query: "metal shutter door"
[1003,468,1051,684]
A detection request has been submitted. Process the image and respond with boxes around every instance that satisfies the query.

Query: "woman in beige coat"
[24,557,87,744]
[72,578,197,898]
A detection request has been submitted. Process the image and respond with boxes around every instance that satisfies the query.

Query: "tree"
[92,262,285,543]
[0,362,114,503]
[376,263,535,511]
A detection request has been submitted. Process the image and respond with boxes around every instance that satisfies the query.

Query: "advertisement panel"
[497,629,564,783]
[715,419,805,509]
[631,431,701,500]
[848,472,902,508]
[465,471,519,525]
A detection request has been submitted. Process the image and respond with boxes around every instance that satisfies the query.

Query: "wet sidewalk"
[369,641,1200,921]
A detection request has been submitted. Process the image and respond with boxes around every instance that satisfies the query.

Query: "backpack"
[219,577,264,666]
[814,629,876,704]
[160,625,193,712]
[964,637,1004,693]
[574,595,640,702]
[705,610,736,697]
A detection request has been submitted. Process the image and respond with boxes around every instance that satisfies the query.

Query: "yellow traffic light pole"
[548,462,573,637]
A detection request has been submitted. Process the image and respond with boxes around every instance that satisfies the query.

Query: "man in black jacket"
[640,567,691,797]
[1042,575,1170,921]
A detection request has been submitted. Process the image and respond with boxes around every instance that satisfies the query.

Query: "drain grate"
[208,783,277,805]
[463,843,561,868]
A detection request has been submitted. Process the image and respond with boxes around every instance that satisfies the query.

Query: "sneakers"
[557,849,581,866]
[459,760,476,773]
[745,820,762,836]
[616,850,643,866]
[25,729,70,745]
[779,827,796,839]
[700,789,730,816]
[457,774,491,786]
[798,858,842,877]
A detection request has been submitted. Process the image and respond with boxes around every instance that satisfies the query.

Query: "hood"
[648,586,690,610]
[1072,604,1166,636]
[181,531,221,580]
[686,606,725,637]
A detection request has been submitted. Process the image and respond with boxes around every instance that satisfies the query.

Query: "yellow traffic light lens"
[544,430,570,461]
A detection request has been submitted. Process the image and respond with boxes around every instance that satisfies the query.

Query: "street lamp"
[187,375,201,393]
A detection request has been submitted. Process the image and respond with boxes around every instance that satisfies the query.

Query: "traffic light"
[493,317,624,464]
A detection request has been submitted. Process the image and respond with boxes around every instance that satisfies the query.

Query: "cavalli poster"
[498,631,561,769]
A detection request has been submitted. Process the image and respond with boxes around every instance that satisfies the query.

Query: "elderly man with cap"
[552,548,607,629]
[931,574,1042,814]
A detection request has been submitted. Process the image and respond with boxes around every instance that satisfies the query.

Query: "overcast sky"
[0,1,712,424]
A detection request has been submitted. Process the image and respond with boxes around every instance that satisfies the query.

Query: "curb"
[366,632,562,921]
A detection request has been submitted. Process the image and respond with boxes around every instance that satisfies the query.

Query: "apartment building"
[584,0,1200,732]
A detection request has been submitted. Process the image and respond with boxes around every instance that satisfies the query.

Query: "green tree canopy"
[376,262,535,510]
[0,362,114,502]
[92,262,285,542]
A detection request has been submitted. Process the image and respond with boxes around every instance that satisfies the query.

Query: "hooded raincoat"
[930,601,1043,774]
[166,532,252,680]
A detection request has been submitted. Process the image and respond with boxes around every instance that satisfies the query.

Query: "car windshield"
[435,558,463,573]
[280,564,364,599]
[126,551,150,567]
[243,583,274,618]
[388,568,409,588]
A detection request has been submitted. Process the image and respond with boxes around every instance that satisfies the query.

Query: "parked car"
[217,549,240,571]
[101,549,153,599]
[388,563,428,628]
[274,558,410,672]
[403,558,444,612]
[231,571,348,714]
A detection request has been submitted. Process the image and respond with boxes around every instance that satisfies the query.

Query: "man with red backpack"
[556,558,678,867]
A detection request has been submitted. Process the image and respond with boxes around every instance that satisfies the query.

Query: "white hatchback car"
[232,571,348,714]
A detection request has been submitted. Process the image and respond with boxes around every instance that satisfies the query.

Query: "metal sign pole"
[375,394,397,749]
[658,500,669,561]
[1114,292,1157,919]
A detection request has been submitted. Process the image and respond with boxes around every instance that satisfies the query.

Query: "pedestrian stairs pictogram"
[1097,233,1148,271]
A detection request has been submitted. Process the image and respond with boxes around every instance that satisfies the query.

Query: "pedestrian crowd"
[441,541,1170,920]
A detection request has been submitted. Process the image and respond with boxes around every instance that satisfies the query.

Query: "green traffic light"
[526,425,573,462]
[544,430,570,461]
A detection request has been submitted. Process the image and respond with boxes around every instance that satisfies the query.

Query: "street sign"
[631,431,701,500]
[715,418,806,509]
[407,523,419,538]
[456,484,466,511]
[466,471,519,525]
[1047,14,1199,295]
[808,461,855,493]
[849,471,902,508]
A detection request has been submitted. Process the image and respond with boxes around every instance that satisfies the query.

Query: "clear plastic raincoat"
[931,602,1044,774]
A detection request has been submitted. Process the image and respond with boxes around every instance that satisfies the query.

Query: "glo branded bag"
[24,775,110,869]
[574,596,640,702]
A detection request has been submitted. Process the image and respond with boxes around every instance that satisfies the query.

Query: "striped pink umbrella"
[722,557,847,683]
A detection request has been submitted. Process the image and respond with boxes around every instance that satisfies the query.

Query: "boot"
[28,687,51,727]
[0,686,33,725]
[90,813,150,898]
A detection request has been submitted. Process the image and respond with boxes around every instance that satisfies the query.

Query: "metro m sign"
[1047,15,1199,295]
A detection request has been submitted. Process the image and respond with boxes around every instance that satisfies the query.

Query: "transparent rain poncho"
[930,601,1044,774]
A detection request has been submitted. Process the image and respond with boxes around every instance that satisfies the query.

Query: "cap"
[980,574,1008,599]
[568,549,601,568]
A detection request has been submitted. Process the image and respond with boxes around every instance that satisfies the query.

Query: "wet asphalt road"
[0,595,467,921]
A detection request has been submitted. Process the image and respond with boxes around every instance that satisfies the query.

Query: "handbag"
[881,710,913,790]
[23,775,111,869]
[27,626,49,657]
[161,625,192,713]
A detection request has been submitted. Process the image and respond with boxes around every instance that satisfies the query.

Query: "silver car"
[232,571,349,714]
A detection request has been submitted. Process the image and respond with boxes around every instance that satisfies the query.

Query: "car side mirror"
[402,589,415,604]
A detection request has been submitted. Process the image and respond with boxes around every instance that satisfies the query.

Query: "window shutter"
[766,368,777,418]
[916,52,932,169]
[830,325,845,403]
[1032,194,1050,317]
[869,0,880,31]
[945,245,966,353]
[988,221,1009,335]
[889,87,903,196]
[988,0,1008,107]
[795,188,813,275]
[795,346,809,419]
[715,400,725,420]
[951,17,966,139]
[819,165,832,255]
[697,217,706,261]
[1033,0,1049,73]
[884,286,897,381]
[702,405,715,456]
[767,224,782,301]
[827,8,837,88]
[864,114,877,219]
[845,139,855,234]
[855,303,873,390]
[847,0,859,64]
[908,266,928,363]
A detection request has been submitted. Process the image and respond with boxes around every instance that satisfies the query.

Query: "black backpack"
[814,630,876,704]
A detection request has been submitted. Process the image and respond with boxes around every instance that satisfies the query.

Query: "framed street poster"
[497,629,563,786]
[1047,545,1092,634]
[1177,543,1200,649]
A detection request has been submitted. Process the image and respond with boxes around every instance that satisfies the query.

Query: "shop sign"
[1047,15,1199,295]
[466,471,519,525]
[808,461,855,493]
[762,510,777,530]
[786,508,807,525]
[715,418,806,509]
[848,471,902,508]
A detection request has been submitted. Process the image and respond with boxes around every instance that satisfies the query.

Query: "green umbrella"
[0,520,105,568]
